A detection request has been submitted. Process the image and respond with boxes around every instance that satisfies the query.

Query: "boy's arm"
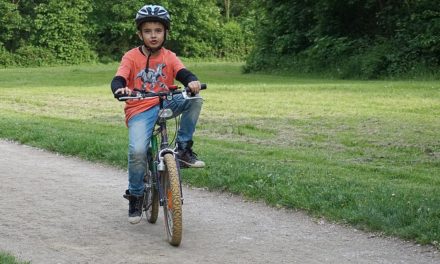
[111,76,126,93]
[111,76,129,99]
[176,68,201,94]
[176,68,198,87]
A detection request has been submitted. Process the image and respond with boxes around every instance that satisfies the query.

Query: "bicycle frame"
[151,96,183,207]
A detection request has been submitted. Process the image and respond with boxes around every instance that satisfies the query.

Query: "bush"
[300,36,357,73]
[216,21,252,60]
[245,0,440,79]
[34,0,96,64]
[338,40,393,79]
[244,36,357,75]
[245,35,440,80]
[14,46,57,67]
[0,45,17,67]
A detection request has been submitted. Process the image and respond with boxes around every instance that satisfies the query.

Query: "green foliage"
[162,0,222,57]
[89,0,145,61]
[298,36,357,73]
[213,21,250,59]
[14,45,57,67]
[89,0,254,60]
[0,0,22,51]
[339,40,393,79]
[246,0,440,79]
[0,0,255,65]
[0,45,16,67]
[34,0,96,64]
[2,0,440,78]
[0,252,29,264]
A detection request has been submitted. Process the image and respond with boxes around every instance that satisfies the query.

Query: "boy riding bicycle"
[110,4,205,224]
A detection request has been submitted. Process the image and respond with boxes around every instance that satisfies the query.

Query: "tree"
[88,0,144,61]
[1,0,257,66]
[34,0,95,63]
[0,0,22,51]
[245,0,440,78]
[224,0,230,21]
[160,0,222,57]
[90,0,223,59]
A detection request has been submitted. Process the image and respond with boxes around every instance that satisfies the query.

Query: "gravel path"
[0,140,438,264]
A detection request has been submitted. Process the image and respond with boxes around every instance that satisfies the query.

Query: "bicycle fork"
[150,129,184,207]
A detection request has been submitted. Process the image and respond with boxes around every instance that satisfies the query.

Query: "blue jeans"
[127,94,203,196]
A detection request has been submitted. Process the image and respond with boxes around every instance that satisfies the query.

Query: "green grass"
[0,252,29,264]
[0,62,439,248]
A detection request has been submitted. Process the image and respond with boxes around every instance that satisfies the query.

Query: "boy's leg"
[164,94,205,168]
[126,107,158,224]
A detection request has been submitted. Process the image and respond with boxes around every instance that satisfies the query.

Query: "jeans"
[127,94,203,196]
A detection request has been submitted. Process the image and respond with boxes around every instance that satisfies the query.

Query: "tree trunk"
[224,0,230,22]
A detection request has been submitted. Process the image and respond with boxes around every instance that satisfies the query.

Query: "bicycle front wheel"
[162,153,182,246]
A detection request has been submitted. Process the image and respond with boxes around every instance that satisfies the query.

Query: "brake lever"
[182,89,189,99]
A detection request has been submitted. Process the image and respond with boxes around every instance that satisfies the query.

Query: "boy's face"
[137,22,165,50]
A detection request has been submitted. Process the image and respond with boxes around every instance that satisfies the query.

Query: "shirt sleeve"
[169,52,185,79]
[115,54,133,82]
[176,68,198,86]
[110,76,127,94]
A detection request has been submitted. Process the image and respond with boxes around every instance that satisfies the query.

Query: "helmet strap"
[139,28,167,91]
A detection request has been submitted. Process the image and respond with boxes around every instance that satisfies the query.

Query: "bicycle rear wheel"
[144,170,159,223]
[162,153,182,246]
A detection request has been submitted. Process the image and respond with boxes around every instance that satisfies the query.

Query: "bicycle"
[118,84,206,246]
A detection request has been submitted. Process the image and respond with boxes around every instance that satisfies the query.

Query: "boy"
[110,4,204,224]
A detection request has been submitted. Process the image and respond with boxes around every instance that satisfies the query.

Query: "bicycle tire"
[162,153,182,246]
[144,170,159,224]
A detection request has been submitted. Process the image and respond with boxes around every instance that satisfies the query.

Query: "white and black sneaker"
[177,141,205,168]
[123,190,143,224]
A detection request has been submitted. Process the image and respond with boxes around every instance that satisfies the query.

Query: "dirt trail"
[0,140,438,264]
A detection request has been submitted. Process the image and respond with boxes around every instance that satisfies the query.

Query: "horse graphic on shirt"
[136,63,167,92]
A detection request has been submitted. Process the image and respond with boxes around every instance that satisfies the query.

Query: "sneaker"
[123,190,143,224]
[177,140,205,168]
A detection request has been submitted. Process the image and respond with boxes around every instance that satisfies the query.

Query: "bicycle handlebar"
[117,83,207,101]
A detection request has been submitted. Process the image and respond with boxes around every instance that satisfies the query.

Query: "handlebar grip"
[185,83,207,94]
[117,96,132,101]
[115,93,127,100]
[117,91,140,101]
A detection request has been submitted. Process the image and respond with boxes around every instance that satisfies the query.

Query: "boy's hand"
[187,81,201,94]
[114,87,132,98]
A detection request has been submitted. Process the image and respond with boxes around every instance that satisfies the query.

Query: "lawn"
[0,252,29,264]
[0,62,439,246]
